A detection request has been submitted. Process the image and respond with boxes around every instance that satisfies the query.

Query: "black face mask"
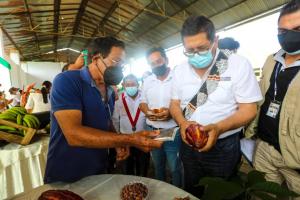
[152,64,167,77]
[278,29,300,55]
[103,66,124,85]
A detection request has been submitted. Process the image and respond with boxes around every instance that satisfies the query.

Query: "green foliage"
[198,170,299,200]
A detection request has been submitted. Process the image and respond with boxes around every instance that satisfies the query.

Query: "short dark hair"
[88,36,125,59]
[181,16,215,42]
[146,47,167,59]
[41,81,52,104]
[279,0,300,21]
[123,74,139,85]
[9,87,18,94]
[218,37,240,50]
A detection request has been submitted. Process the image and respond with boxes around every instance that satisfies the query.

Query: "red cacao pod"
[185,124,208,149]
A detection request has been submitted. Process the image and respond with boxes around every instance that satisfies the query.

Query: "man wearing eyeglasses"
[169,16,262,197]
[245,0,300,197]
[44,37,163,184]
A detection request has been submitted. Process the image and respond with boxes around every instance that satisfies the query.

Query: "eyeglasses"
[110,58,125,67]
[278,27,300,34]
[98,54,125,67]
[183,44,213,58]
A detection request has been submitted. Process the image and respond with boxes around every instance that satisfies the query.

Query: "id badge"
[266,101,281,118]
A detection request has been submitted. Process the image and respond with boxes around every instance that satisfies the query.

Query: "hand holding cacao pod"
[185,124,209,149]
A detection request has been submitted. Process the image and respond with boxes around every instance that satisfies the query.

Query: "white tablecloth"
[0,136,49,200]
[10,174,199,200]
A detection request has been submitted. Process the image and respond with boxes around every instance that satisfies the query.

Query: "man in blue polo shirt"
[44,37,162,183]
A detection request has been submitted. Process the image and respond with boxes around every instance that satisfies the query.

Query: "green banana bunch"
[23,114,40,129]
[0,112,17,122]
[0,107,41,137]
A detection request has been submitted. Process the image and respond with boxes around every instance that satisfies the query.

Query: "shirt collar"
[274,49,300,68]
[80,67,93,86]
[80,66,114,100]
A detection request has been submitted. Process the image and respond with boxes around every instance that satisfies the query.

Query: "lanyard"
[121,93,141,131]
[273,62,283,101]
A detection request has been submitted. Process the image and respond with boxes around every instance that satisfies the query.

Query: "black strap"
[182,51,228,119]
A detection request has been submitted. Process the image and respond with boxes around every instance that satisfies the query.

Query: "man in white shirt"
[169,16,262,197]
[140,47,182,187]
[112,74,150,176]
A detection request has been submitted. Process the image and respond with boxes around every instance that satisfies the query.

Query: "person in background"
[245,0,300,198]
[20,83,35,107]
[218,37,240,57]
[8,87,21,107]
[25,81,52,113]
[169,16,262,197]
[44,36,162,184]
[140,47,182,187]
[0,91,8,113]
[112,74,150,177]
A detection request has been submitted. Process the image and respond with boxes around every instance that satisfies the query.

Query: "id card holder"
[266,100,281,118]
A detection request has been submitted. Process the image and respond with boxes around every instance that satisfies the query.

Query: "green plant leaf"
[250,182,299,197]
[247,170,266,186]
[197,177,244,200]
[252,191,277,200]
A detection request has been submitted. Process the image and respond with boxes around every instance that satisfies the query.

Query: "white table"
[0,136,49,200]
[10,174,199,200]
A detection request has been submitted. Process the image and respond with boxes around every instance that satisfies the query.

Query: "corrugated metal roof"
[0,0,289,61]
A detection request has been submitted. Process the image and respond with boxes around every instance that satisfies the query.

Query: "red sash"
[121,93,141,131]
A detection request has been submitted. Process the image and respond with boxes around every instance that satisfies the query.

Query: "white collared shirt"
[171,49,263,138]
[141,70,177,129]
[112,91,145,134]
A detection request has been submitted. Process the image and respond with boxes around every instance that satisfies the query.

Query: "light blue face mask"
[125,86,138,97]
[188,49,213,69]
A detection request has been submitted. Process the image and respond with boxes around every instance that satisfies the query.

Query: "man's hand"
[145,110,158,121]
[132,130,163,152]
[116,146,130,161]
[155,108,171,121]
[199,123,221,152]
[179,120,198,146]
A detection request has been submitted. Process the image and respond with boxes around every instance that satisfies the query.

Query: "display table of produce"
[0,136,49,200]
[9,174,199,200]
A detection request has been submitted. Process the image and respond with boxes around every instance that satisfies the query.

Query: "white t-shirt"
[25,93,51,113]
[10,93,21,107]
[112,92,146,134]
[171,50,263,138]
[141,70,177,129]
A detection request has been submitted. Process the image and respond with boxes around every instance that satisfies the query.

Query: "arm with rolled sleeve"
[51,73,163,152]
[200,56,263,152]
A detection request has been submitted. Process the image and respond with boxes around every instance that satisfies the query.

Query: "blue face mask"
[125,86,138,97]
[188,50,213,69]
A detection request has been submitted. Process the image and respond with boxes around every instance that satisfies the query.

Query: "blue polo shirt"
[44,67,115,183]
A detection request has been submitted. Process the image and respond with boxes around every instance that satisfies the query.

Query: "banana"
[17,114,23,125]
[2,110,18,118]
[0,125,17,132]
[24,115,37,128]
[23,117,33,128]
[27,115,40,128]
[10,107,27,115]
[0,113,17,122]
